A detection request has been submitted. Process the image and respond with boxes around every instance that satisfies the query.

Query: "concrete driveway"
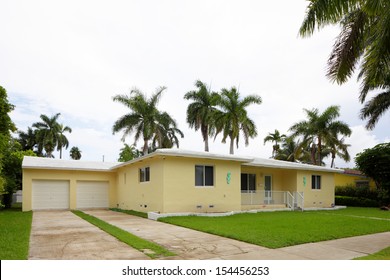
[29,210,390,260]
[28,211,149,260]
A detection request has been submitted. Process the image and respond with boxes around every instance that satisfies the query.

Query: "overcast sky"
[1,0,389,167]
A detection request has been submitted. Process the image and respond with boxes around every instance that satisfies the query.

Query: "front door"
[264,175,272,203]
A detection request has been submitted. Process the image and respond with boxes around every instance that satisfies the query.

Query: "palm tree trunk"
[318,137,322,166]
[143,139,149,155]
[201,125,209,152]
[59,147,63,159]
[229,136,234,155]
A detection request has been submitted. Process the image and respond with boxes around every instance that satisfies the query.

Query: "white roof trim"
[244,157,343,173]
[22,149,342,173]
[22,156,117,171]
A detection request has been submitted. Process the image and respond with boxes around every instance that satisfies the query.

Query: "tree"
[33,113,62,158]
[57,124,72,159]
[0,86,17,208]
[289,106,351,166]
[69,146,82,160]
[263,129,287,158]
[355,143,390,204]
[112,87,181,155]
[184,80,219,152]
[214,87,262,154]
[299,0,390,129]
[17,127,39,153]
[118,144,141,162]
[275,136,311,163]
[152,113,184,149]
[328,136,351,168]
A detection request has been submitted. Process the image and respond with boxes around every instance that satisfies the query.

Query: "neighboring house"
[334,169,376,189]
[22,149,342,213]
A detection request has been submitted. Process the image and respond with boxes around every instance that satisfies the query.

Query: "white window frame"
[139,167,150,183]
[195,165,214,187]
[311,175,321,190]
[241,173,256,192]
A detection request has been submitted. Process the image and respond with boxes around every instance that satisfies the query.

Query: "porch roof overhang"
[243,157,343,173]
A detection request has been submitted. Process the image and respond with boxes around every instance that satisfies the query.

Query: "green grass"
[159,207,390,249]
[110,208,148,219]
[72,210,175,259]
[0,209,32,260]
[355,246,390,260]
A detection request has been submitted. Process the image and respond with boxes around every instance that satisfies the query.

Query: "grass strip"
[355,246,390,260]
[110,208,148,219]
[159,208,390,249]
[0,209,32,260]
[72,210,175,259]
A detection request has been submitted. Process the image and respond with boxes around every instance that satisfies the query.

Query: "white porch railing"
[241,191,304,211]
[293,191,304,211]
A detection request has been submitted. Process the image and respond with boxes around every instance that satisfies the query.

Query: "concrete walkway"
[84,210,390,260]
[29,211,149,260]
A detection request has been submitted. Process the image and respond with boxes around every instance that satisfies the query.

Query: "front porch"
[241,191,304,211]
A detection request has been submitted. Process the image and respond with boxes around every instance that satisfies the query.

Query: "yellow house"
[334,169,376,189]
[22,149,342,213]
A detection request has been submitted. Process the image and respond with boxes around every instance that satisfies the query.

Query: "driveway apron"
[28,211,149,260]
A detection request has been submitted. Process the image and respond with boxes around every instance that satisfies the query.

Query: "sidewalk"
[85,210,390,260]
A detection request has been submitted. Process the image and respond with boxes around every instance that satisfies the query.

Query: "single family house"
[22,149,341,213]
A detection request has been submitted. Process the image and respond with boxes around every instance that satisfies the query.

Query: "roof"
[22,156,118,171]
[244,157,343,173]
[22,149,342,173]
[113,148,253,169]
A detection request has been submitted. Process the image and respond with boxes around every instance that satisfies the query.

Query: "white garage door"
[76,181,109,209]
[32,180,70,210]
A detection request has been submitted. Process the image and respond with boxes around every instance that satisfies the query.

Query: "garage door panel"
[32,180,70,210]
[76,181,109,209]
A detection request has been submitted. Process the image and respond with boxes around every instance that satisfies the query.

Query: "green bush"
[335,196,380,207]
[335,185,378,200]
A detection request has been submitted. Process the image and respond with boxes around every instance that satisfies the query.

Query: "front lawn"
[0,209,32,259]
[159,207,390,249]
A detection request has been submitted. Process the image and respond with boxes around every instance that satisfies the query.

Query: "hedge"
[335,196,380,207]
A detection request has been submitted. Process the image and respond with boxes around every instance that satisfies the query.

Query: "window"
[195,165,214,186]
[241,173,256,192]
[139,167,150,182]
[312,175,321,190]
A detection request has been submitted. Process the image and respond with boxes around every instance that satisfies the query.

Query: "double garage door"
[32,180,109,210]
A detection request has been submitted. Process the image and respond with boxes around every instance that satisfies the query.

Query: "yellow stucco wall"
[334,173,376,189]
[115,156,165,213]
[296,171,335,208]
[22,169,117,211]
[162,157,242,213]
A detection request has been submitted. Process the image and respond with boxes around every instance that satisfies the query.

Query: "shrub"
[335,196,380,207]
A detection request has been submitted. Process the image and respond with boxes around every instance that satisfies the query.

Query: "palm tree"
[184,80,219,152]
[33,113,62,158]
[152,113,184,149]
[328,136,351,168]
[275,136,311,163]
[112,87,180,155]
[214,87,262,154]
[263,129,287,158]
[57,124,72,159]
[299,0,390,129]
[17,127,38,152]
[289,106,351,166]
[69,146,82,160]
